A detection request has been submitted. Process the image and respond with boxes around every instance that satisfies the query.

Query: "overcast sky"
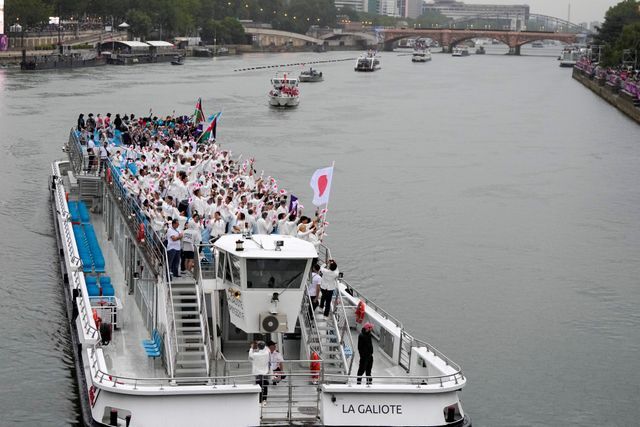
[463,0,620,23]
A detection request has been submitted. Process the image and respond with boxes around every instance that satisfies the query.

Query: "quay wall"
[572,68,640,125]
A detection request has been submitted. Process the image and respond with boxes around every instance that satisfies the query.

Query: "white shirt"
[249,348,270,375]
[210,218,226,238]
[269,350,284,371]
[166,227,181,251]
[309,272,321,297]
[256,217,272,235]
[320,267,340,291]
[181,228,201,251]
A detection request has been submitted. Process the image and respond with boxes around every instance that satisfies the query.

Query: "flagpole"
[318,160,335,242]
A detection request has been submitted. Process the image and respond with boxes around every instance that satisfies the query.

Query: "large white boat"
[50,121,471,426]
[452,47,470,57]
[268,72,300,107]
[354,51,381,72]
[412,48,432,63]
[559,47,582,68]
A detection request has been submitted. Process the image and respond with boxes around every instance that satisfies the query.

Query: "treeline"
[5,0,337,41]
[595,0,640,65]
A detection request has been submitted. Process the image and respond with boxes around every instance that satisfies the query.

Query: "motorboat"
[412,48,432,62]
[268,72,300,107]
[559,47,582,67]
[354,51,381,72]
[299,67,323,82]
[475,46,486,55]
[452,47,470,57]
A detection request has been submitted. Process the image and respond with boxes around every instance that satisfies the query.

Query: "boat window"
[246,259,307,289]
[229,254,241,286]
[217,251,226,280]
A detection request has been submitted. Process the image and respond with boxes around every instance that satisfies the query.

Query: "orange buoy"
[355,300,366,324]
[310,351,321,384]
[92,309,102,329]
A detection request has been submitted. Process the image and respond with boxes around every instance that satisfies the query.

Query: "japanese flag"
[310,166,334,207]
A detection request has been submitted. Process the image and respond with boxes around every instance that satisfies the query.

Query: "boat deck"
[91,213,167,379]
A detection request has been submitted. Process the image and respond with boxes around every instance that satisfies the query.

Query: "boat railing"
[318,243,465,379]
[52,162,100,344]
[300,291,323,358]
[194,250,213,375]
[161,252,179,378]
[103,158,166,276]
[102,157,179,377]
[68,128,100,177]
[88,346,462,391]
[332,289,356,375]
[196,243,216,279]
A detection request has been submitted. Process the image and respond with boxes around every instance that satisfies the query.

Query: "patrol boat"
[50,124,471,426]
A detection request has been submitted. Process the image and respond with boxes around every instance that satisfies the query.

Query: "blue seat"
[99,276,111,286]
[68,201,80,223]
[127,162,138,176]
[102,284,115,297]
[87,284,100,297]
[78,202,90,223]
[143,331,162,358]
[85,275,98,285]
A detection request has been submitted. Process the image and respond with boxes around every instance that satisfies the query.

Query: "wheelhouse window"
[246,259,307,289]
[217,251,241,286]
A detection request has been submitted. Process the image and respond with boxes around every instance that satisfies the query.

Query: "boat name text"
[341,404,403,415]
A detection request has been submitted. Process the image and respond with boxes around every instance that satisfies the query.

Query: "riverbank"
[572,67,640,124]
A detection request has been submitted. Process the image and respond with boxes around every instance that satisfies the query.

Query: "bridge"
[382,28,577,54]
[318,31,378,48]
[243,27,323,49]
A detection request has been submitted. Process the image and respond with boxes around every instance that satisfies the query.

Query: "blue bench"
[84,275,112,296]
[143,330,162,358]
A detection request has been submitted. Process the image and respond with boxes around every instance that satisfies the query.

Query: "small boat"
[299,67,323,82]
[412,48,432,62]
[452,47,470,57]
[475,46,486,55]
[268,72,300,107]
[171,56,184,65]
[354,51,381,72]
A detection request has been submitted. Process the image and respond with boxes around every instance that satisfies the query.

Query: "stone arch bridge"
[382,28,577,55]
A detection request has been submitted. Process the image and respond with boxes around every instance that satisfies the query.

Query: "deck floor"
[91,213,167,379]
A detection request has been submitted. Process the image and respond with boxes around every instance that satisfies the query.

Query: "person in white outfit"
[249,341,270,404]
[319,260,339,318]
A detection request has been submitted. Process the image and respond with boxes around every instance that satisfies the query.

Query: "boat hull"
[269,95,300,107]
[299,75,323,82]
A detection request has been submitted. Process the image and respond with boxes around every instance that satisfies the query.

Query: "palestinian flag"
[199,112,221,143]
[193,98,205,124]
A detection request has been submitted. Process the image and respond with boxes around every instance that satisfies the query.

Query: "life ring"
[355,300,366,324]
[137,223,145,242]
[310,351,320,383]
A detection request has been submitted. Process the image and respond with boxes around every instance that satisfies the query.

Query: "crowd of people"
[75,109,326,278]
[576,58,640,99]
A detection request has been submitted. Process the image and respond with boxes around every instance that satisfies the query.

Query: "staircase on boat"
[171,277,210,378]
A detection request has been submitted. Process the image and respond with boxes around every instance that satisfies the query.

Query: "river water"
[1,47,639,426]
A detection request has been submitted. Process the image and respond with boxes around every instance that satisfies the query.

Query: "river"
[0,47,639,426]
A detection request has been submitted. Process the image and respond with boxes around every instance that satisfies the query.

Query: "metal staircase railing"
[332,289,355,376]
[300,292,322,359]
[194,250,212,375]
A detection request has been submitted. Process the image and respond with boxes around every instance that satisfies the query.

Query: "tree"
[596,0,640,45]
[126,9,153,39]
[5,0,53,29]
[596,0,640,65]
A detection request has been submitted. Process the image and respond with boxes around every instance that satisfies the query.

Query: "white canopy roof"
[146,41,174,47]
[118,41,150,48]
[215,234,317,259]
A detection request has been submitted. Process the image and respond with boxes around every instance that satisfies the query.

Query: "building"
[379,0,401,16]
[589,21,601,31]
[423,0,530,30]
[334,0,368,13]
[0,0,4,34]
[398,0,424,19]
